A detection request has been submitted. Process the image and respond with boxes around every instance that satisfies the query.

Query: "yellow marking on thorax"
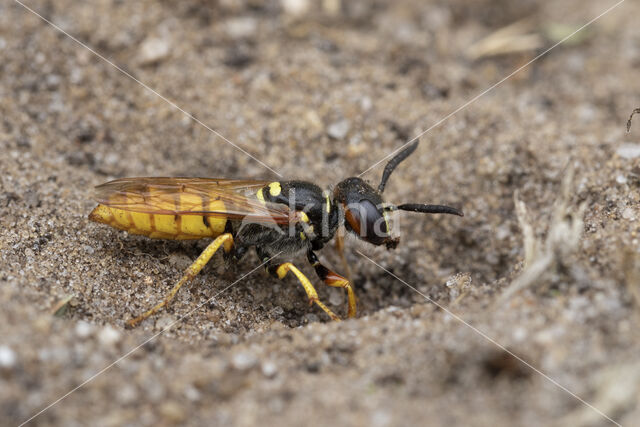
[299,211,309,223]
[256,188,265,203]
[268,182,282,196]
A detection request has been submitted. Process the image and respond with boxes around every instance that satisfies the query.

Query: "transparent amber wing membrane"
[93,177,292,224]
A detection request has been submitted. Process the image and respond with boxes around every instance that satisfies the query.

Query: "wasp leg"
[308,250,357,318]
[334,231,353,289]
[265,261,340,322]
[126,233,234,328]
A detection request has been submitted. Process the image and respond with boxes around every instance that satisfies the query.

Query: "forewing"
[93,177,292,224]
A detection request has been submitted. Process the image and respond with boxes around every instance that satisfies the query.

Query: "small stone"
[512,327,527,342]
[327,119,350,139]
[75,320,93,338]
[261,361,278,378]
[98,325,121,346]
[231,351,258,370]
[104,153,119,165]
[0,345,17,368]
[184,385,201,402]
[360,96,372,111]
[622,207,635,220]
[139,37,171,65]
[282,0,310,16]
[328,290,342,306]
[225,17,257,39]
[117,384,139,404]
[46,74,61,89]
[495,225,511,240]
[616,144,640,159]
[70,67,83,84]
[616,174,627,184]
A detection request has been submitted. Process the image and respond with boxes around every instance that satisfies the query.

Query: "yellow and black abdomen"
[89,191,228,240]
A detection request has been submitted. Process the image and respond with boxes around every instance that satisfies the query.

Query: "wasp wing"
[93,177,293,225]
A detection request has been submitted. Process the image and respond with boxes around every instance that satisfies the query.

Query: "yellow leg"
[324,273,356,318]
[126,233,234,327]
[274,263,341,321]
[307,250,356,318]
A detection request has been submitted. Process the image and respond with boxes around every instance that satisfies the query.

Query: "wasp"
[89,141,463,327]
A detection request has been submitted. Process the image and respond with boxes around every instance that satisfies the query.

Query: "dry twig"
[497,165,586,304]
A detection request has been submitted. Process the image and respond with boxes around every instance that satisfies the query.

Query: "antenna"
[377,141,419,193]
[395,203,463,217]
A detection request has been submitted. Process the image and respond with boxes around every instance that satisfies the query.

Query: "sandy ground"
[1,0,640,426]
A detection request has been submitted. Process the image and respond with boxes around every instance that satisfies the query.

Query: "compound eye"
[344,199,388,245]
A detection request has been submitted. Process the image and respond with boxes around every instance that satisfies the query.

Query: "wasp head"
[334,141,463,249]
[333,177,398,249]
